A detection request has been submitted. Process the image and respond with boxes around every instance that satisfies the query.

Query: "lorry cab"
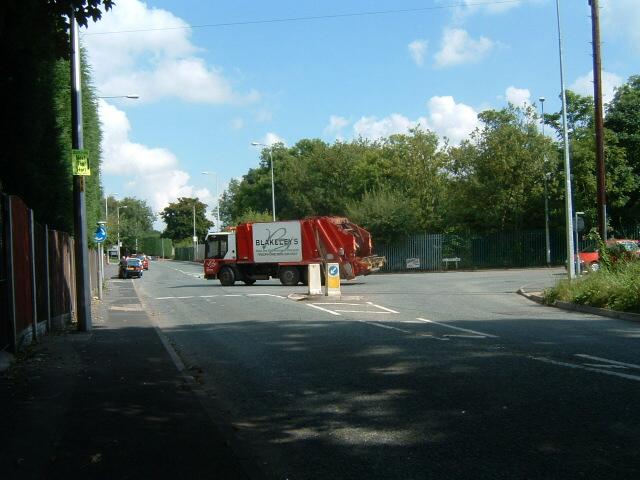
[205,232,236,260]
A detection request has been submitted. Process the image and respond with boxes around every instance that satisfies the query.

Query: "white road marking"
[530,356,640,382]
[583,364,628,369]
[335,310,391,314]
[359,320,412,334]
[314,303,363,306]
[224,294,242,297]
[307,304,341,316]
[199,295,218,298]
[575,354,640,370]
[443,334,488,339]
[415,317,498,338]
[176,296,195,299]
[155,296,175,300]
[367,302,399,314]
[247,294,285,298]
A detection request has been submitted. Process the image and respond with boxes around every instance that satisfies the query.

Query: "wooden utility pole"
[590,0,607,240]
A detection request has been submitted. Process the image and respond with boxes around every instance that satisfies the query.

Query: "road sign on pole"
[94,225,107,243]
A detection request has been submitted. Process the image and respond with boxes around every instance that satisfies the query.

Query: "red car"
[134,254,149,270]
[578,239,640,272]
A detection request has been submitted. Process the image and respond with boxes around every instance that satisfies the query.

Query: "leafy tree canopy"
[161,197,213,242]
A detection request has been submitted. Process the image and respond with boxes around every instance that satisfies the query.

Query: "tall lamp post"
[539,98,551,266]
[555,0,576,280]
[104,193,118,265]
[98,94,140,99]
[201,171,220,230]
[251,142,276,221]
[117,204,128,260]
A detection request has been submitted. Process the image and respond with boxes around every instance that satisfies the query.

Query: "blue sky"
[81,0,639,229]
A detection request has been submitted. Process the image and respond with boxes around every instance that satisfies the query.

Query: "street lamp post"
[104,193,118,265]
[201,171,220,230]
[117,205,128,260]
[539,98,551,266]
[251,142,276,221]
[97,94,140,99]
[555,0,576,280]
[192,204,197,262]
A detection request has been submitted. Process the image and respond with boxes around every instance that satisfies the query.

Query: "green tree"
[346,188,422,245]
[117,197,155,252]
[446,105,550,232]
[161,197,213,242]
[546,90,638,231]
[605,75,640,222]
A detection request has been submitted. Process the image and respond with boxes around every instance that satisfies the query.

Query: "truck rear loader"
[204,217,385,286]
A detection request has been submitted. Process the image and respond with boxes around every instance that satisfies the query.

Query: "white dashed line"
[366,302,399,314]
[359,321,412,334]
[574,354,640,370]
[176,296,194,299]
[307,304,341,316]
[415,317,498,338]
[530,356,640,382]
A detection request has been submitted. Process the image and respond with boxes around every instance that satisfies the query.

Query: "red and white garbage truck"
[204,217,386,286]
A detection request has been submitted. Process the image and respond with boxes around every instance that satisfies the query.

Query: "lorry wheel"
[219,266,236,286]
[279,267,300,286]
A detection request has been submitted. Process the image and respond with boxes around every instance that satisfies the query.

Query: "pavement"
[0,263,255,480]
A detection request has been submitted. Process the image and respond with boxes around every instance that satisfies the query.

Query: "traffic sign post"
[325,263,341,297]
[94,224,107,300]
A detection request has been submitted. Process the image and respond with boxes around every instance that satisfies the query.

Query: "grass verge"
[544,260,640,313]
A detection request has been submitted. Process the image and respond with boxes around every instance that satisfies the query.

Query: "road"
[134,261,640,479]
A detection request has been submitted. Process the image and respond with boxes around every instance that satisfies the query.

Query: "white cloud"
[505,86,531,106]
[434,28,495,68]
[83,0,258,105]
[324,115,349,137]
[570,70,624,103]
[99,100,213,228]
[254,132,286,147]
[601,0,640,52]
[335,96,479,145]
[426,96,480,144]
[354,114,424,140]
[408,39,428,67]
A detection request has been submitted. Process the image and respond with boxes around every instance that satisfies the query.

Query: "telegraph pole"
[590,0,607,240]
[70,12,92,330]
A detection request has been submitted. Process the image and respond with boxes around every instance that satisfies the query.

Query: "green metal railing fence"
[377,225,640,272]
[377,229,569,272]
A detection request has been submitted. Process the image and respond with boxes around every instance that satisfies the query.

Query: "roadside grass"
[544,260,640,313]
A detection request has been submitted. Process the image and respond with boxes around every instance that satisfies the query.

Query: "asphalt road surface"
[133,261,640,479]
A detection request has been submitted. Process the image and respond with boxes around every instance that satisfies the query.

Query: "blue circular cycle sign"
[94,225,107,243]
[328,265,339,276]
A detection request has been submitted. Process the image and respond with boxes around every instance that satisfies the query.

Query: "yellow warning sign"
[71,150,91,176]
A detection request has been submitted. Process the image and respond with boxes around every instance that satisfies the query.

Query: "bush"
[545,259,640,313]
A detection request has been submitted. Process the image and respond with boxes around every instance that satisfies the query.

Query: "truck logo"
[255,227,299,252]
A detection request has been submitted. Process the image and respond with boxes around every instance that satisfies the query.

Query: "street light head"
[251,142,263,147]
[126,94,140,99]
[539,97,545,103]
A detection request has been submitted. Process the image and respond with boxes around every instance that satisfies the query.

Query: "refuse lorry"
[203,217,386,286]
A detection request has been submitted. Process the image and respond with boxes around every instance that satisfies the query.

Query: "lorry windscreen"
[205,235,228,259]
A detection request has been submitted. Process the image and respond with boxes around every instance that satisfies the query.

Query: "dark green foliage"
[0,0,106,238]
[117,197,155,252]
[161,198,213,242]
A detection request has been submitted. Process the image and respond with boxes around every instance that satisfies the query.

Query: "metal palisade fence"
[377,230,571,272]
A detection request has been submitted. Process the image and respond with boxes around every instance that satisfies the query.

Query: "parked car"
[134,253,149,270]
[578,239,640,272]
[119,258,144,278]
